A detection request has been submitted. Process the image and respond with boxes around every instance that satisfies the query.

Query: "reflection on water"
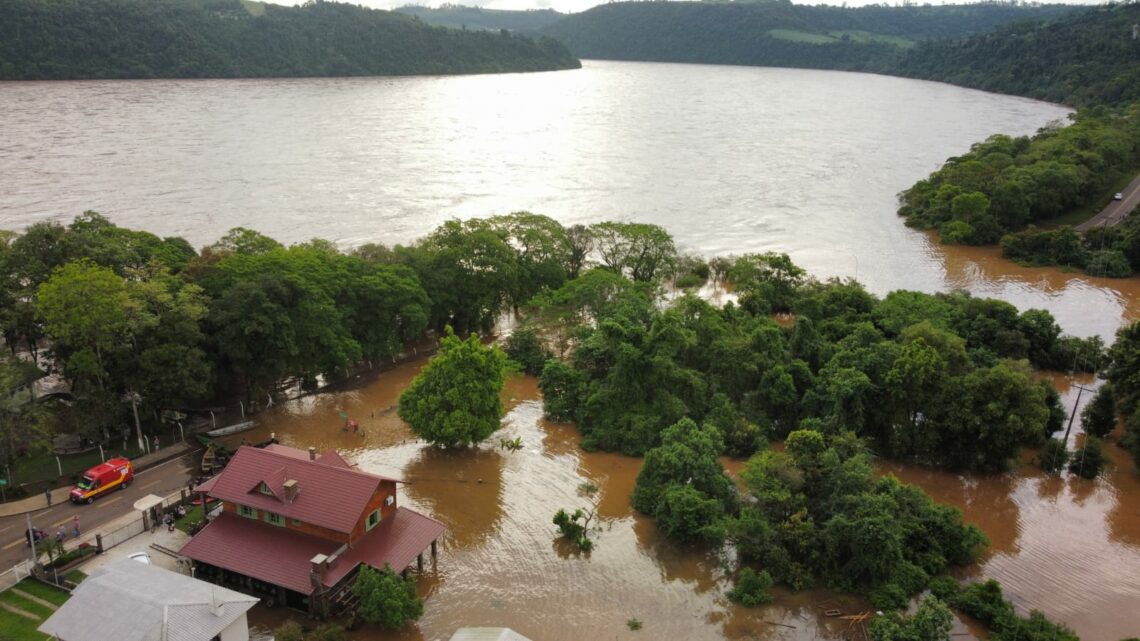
[231,360,1140,641]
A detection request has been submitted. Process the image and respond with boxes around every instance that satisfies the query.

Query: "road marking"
[97,497,123,509]
[138,479,162,491]
[2,538,26,550]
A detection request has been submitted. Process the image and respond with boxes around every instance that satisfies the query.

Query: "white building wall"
[218,615,250,641]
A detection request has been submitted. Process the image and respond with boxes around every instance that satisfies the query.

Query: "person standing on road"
[44,487,52,507]
[55,526,66,544]
[72,514,80,538]
[152,435,160,452]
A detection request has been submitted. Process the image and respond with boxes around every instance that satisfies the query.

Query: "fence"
[0,561,32,592]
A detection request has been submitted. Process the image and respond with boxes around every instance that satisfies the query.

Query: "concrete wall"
[219,614,250,641]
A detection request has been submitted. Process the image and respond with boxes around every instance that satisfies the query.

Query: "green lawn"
[767,29,837,44]
[0,580,70,640]
[62,570,85,588]
[828,30,915,48]
[14,580,69,607]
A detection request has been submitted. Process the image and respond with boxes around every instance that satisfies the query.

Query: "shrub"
[353,564,423,630]
[274,622,305,641]
[1085,249,1133,278]
[1068,436,1106,479]
[1038,438,1069,473]
[553,508,593,551]
[726,567,774,607]
[504,328,551,375]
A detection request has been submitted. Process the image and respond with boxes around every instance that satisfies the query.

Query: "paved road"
[1074,174,1140,231]
[0,455,195,571]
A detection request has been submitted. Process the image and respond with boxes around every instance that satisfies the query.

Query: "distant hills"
[0,0,580,80]
[892,3,1140,107]
[538,1,1083,73]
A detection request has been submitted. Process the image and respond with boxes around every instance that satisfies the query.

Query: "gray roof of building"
[39,558,258,641]
[449,628,534,641]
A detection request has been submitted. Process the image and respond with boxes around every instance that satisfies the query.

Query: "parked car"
[1116,192,1125,200]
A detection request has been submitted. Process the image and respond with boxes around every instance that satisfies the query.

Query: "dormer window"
[258,482,274,496]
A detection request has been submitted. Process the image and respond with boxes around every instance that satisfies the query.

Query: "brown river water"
[227,362,1139,641]
[4,59,1140,638]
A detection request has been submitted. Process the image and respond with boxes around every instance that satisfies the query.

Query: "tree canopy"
[0,0,580,80]
[398,328,509,447]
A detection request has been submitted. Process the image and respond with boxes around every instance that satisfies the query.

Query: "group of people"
[158,505,187,532]
[25,514,80,547]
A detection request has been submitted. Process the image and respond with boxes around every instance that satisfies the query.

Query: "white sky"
[322,0,1108,17]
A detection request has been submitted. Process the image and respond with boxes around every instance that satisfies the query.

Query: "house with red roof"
[180,443,445,616]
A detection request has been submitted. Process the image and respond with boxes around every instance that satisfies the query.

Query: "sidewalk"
[0,441,196,517]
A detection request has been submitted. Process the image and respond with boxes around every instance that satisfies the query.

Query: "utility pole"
[26,512,37,566]
[1061,384,1094,448]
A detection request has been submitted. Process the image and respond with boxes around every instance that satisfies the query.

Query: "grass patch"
[767,29,837,44]
[0,607,50,639]
[175,503,210,534]
[62,570,85,587]
[240,0,266,16]
[0,590,54,620]
[828,30,914,48]
[14,579,69,607]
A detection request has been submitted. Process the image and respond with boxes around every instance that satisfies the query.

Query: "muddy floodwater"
[229,361,1140,641]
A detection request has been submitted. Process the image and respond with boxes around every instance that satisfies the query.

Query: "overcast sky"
[326,0,1107,17]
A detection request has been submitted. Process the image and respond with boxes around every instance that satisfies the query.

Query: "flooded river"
[4,60,1139,341]
[230,361,1139,641]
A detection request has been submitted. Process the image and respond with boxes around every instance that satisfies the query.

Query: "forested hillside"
[893,2,1140,108]
[0,0,579,80]
[541,1,1080,71]
[395,4,564,32]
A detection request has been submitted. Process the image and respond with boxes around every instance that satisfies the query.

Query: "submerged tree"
[398,328,509,447]
[352,564,423,631]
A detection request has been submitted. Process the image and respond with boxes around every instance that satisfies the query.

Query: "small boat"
[204,420,255,438]
[201,445,217,474]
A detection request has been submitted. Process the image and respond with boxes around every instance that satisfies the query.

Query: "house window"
[258,482,274,496]
[265,512,284,527]
[238,505,258,519]
[366,509,381,531]
[292,519,302,526]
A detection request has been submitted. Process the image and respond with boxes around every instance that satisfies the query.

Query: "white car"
[127,551,151,564]
[1116,192,1125,201]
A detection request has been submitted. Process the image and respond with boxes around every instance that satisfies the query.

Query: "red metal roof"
[204,446,396,533]
[180,508,445,595]
[179,512,337,595]
[325,507,446,587]
[315,450,353,469]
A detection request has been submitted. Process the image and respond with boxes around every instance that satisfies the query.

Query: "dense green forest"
[0,214,1110,639]
[898,107,1140,246]
[893,3,1140,108]
[395,4,564,33]
[540,1,1080,71]
[0,0,579,80]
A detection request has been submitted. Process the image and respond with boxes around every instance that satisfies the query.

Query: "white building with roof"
[39,557,258,641]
